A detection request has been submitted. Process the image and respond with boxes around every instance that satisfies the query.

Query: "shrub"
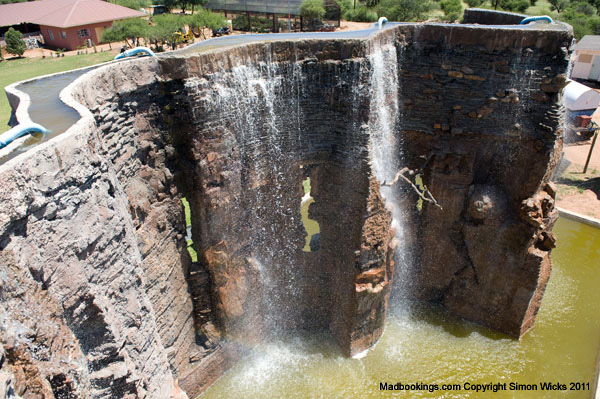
[187,8,227,31]
[110,0,148,10]
[569,1,596,16]
[232,15,274,32]
[498,0,530,12]
[465,0,484,7]
[441,0,462,21]
[344,6,378,22]
[378,0,437,22]
[560,4,600,39]
[5,27,26,57]
[300,0,326,21]
[548,0,568,13]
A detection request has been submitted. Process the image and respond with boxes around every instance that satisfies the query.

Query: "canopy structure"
[563,80,600,111]
[206,0,340,18]
[206,0,303,15]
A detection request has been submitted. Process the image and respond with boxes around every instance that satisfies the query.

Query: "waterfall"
[186,40,413,353]
[369,43,400,184]
[368,41,412,301]
[186,52,308,341]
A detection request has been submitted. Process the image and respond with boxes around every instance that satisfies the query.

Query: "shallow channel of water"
[200,217,600,399]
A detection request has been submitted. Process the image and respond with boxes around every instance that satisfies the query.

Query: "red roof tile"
[0,0,145,29]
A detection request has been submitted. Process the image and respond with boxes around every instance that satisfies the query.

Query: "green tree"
[110,0,148,10]
[498,0,530,12]
[378,0,436,21]
[570,1,596,15]
[465,0,484,7]
[189,0,207,13]
[147,13,187,48]
[441,0,462,21]
[363,0,380,7]
[187,8,226,38]
[299,0,326,21]
[187,8,226,30]
[102,18,149,47]
[5,27,26,57]
[559,1,600,38]
[548,0,569,12]
[160,0,180,12]
[344,6,378,21]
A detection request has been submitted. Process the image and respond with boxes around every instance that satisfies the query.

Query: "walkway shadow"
[555,175,600,200]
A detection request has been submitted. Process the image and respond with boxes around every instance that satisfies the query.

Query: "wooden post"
[272,13,278,33]
[584,130,598,173]
[247,11,251,31]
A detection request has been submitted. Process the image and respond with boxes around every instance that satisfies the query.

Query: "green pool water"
[200,217,600,399]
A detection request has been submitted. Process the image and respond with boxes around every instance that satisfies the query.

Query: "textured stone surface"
[0,19,572,398]
[0,124,176,398]
[394,24,571,337]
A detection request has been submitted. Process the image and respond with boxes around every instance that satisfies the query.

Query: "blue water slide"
[377,17,388,29]
[114,46,156,60]
[0,122,50,149]
[520,16,553,24]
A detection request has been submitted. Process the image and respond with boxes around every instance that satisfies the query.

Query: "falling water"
[367,41,413,300]
[196,39,600,399]
[185,52,310,340]
[369,43,400,184]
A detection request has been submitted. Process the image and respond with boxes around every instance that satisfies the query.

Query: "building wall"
[571,49,600,80]
[40,21,113,50]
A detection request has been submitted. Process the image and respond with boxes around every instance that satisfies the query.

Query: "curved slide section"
[377,17,388,29]
[0,122,49,149]
[520,15,553,24]
[115,46,156,60]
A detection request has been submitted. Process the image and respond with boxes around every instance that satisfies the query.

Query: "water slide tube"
[520,16,553,24]
[0,122,50,149]
[114,46,156,60]
[377,17,388,29]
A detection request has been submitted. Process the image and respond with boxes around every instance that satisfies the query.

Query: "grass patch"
[0,52,115,132]
[457,0,556,18]
[554,162,599,200]
[526,0,555,16]
[181,197,198,262]
[187,239,198,262]
[181,197,192,226]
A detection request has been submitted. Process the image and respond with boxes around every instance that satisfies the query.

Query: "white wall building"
[571,35,600,81]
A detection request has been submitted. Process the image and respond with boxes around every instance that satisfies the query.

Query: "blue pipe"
[377,17,388,29]
[0,122,50,149]
[114,46,156,60]
[520,16,553,24]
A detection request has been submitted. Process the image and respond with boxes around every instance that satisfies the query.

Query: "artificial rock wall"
[0,20,572,399]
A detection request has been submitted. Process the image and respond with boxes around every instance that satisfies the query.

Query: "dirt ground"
[555,132,600,220]
[338,21,374,31]
[17,42,122,59]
